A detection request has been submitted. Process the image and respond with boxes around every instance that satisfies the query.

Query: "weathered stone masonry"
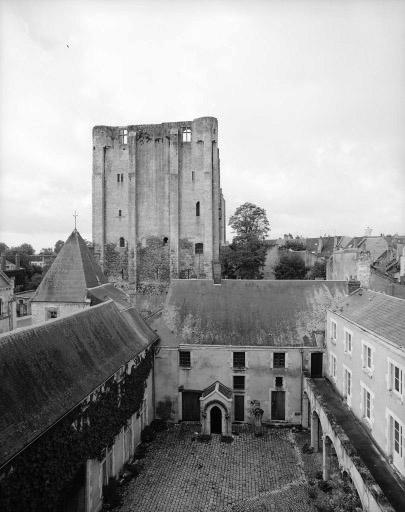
[92,117,226,284]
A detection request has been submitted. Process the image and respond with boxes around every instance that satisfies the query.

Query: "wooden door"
[234,395,244,421]
[182,391,201,421]
[311,352,323,378]
[271,391,285,420]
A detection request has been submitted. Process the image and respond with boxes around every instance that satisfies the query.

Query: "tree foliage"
[229,202,270,240]
[308,260,326,279]
[274,253,307,280]
[284,239,306,251]
[221,203,270,279]
[54,240,64,254]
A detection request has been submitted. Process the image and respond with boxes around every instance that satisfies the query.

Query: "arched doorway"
[210,406,222,434]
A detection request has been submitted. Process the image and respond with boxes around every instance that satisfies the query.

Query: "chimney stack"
[15,253,20,268]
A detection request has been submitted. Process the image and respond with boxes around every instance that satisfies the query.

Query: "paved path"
[310,379,405,512]
[118,425,319,512]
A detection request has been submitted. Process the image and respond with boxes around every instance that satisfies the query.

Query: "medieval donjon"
[92,117,226,284]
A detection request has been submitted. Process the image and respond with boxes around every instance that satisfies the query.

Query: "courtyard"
[115,424,355,512]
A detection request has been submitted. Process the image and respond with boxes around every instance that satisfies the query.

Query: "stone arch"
[311,410,323,452]
[202,400,230,436]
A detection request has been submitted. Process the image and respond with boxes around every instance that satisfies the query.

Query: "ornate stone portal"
[200,381,232,436]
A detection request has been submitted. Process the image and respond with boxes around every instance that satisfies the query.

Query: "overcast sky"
[0,0,404,252]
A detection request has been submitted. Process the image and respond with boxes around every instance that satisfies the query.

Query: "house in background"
[325,289,405,478]
[30,229,108,324]
[0,270,15,333]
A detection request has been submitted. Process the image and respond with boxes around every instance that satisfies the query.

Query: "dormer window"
[182,128,191,142]
[119,128,128,145]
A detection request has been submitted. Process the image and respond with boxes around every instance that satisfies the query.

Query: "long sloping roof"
[155,279,348,347]
[334,289,405,348]
[32,230,107,303]
[0,300,158,467]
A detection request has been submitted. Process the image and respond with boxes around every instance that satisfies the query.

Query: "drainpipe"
[300,348,304,423]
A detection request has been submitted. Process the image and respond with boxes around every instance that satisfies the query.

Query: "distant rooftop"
[332,289,405,349]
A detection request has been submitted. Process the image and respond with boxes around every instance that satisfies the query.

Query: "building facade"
[0,270,15,333]
[325,290,405,478]
[92,117,226,284]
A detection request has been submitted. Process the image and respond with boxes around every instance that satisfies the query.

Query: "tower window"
[119,237,125,248]
[117,173,124,183]
[118,210,122,217]
[163,237,168,246]
[196,201,200,217]
[195,243,203,254]
[182,128,191,142]
[192,171,195,181]
[119,128,128,145]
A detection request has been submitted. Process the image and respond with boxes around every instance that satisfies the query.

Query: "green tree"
[274,253,307,280]
[221,203,270,279]
[0,242,9,255]
[308,260,326,279]
[41,248,54,255]
[54,240,64,254]
[229,202,270,239]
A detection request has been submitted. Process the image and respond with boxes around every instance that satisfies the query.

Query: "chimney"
[15,253,20,268]
[1,253,6,271]
[348,280,361,294]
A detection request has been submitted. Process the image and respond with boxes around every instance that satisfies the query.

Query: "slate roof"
[32,230,107,303]
[333,289,405,349]
[154,279,348,347]
[0,300,158,467]
[0,270,12,288]
[88,283,131,310]
[201,381,232,399]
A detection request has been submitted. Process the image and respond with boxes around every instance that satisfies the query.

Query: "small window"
[362,343,372,370]
[233,376,245,390]
[331,320,337,341]
[363,387,371,420]
[195,243,204,255]
[196,201,200,217]
[344,330,352,353]
[119,128,128,145]
[117,173,120,182]
[163,237,168,246]
[121,173,124,182]
[46,308,58,320]
[119,237,125,248]
[275,377,283,388]
[179,351,191,367]
[192,171,195,181]
[344,368,352,398]
[330,353,337,379]
[118,209,122,217]
[182,127,191,142]
[233,352,245,368]
[389,361,403,396]
[273,353,285,368]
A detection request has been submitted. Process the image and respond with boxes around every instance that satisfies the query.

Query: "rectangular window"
[362,343,372,370]
[233,352,245,368]
[233,376,245,390]
[234,395,244,421]
[275,376,283,388]
[117,173,120,182]
[389,361,403,396]
[179,351,191,367]
[331,320,337,341]
[363,388,371,420]
[195,243,204,254]
[119,128,128,144]
[182,128,191,142]
[344,330,352,353]
[344,368,352,398]
[330,353,337,380]
[273,352,285,368]
[394,419,403,456]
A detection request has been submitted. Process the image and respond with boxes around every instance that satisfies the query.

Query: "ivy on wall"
[137,237,170,283]
[0,347,155,512]
[104,243,128,280]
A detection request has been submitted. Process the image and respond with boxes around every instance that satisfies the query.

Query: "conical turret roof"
[32,230,107,303]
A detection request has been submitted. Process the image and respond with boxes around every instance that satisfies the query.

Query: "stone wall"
[92,117,224,285]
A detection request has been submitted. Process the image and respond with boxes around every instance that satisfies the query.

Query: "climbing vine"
[0,346,155,512]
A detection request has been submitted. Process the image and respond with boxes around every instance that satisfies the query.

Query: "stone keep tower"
[92,117,226,284]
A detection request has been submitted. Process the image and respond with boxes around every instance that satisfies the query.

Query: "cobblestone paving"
[118,425,320,512]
